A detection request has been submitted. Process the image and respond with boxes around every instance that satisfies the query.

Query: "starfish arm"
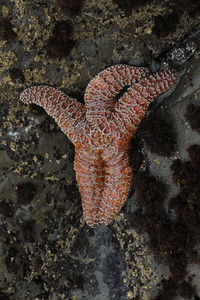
[74,148,133,227]
[112,69,179,136]
[20,86,86,143]
[99,150,133,225]
[74,150,105,227]
[84,64,149,124]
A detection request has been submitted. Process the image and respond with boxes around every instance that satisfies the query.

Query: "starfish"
[20,64,179,227]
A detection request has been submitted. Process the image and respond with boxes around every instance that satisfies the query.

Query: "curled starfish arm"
[20,86,86,142]
[113,69,179,136]
[84,65,149,124]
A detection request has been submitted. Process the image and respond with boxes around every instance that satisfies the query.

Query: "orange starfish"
[20,64,179,227]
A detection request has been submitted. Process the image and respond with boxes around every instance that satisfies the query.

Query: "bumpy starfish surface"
[20,64,179,227]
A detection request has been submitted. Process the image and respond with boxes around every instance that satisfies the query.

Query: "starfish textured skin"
[20,64,179,227]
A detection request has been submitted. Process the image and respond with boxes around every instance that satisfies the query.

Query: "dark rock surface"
[0,0,200,299]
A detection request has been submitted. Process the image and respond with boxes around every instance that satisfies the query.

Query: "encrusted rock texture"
[0,0,200,299]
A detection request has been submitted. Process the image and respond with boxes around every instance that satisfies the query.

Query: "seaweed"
[56,0,85,17]
[45,21,75,58]
[16,182,37,205]
[185,104,200,134]
[152,12,180,38]
[0,18,17,41]
[140,110,177,156]
[9,68,25,83]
